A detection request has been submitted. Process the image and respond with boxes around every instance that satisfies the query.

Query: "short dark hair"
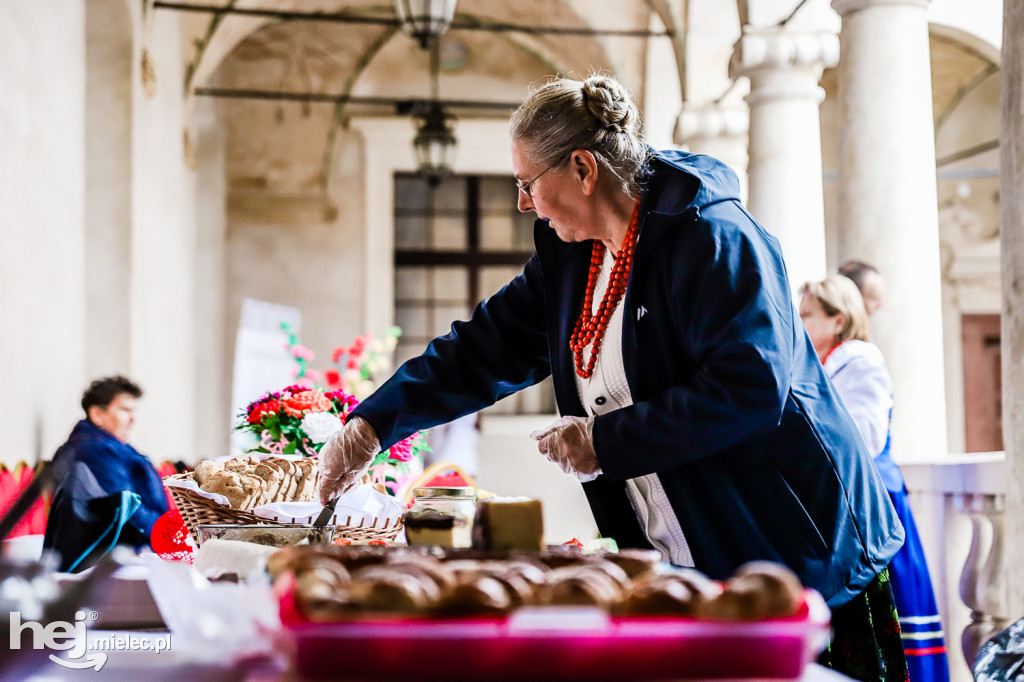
[837,260,879,293]
[81,375,143,416]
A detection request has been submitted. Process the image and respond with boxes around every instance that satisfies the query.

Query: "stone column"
[1000,0,1024,619]
[674,101,750,202]
[831,0,947,462]
[729,27,838,297]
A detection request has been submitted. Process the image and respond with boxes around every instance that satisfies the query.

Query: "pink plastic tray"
[279,580,830,681]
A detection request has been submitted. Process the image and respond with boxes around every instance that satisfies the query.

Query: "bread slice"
[237,474,266,511]
[268,458,298,501]
[253,461,285,504]
[292,459,317,502]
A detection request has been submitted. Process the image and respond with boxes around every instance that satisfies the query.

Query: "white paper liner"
[163,476,231,507]
[253,485,405,527]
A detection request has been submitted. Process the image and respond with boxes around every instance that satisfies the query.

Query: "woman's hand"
[316,416,380,504]
[530,416,601,478]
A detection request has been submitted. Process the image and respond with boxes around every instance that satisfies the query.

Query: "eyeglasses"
[516,154,570,197]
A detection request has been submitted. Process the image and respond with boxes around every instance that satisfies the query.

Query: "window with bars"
[393,173,557,415]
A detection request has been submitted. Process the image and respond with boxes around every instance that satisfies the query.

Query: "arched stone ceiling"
[197,1,661,193]
[213,20,594,193]
[176,0,658,120]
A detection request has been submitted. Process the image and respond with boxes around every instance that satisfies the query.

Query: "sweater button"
[595,396,607,406]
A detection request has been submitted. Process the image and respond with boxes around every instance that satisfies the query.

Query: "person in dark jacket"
[44,376,169,570]
[317,74,908,680]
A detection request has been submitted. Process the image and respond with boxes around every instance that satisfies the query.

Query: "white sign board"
[229,298,301,457]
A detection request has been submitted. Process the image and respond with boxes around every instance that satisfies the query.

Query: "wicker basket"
[163,473,404,545]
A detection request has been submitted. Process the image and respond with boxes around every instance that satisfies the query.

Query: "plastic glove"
[316,416,380,504]
[529,415,601,478]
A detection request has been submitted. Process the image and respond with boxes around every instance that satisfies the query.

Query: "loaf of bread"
[193,455,320,509]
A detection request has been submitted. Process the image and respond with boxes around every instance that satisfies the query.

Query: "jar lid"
[413,486,477,499]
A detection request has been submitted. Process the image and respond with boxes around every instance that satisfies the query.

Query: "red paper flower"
[247,399,281,424]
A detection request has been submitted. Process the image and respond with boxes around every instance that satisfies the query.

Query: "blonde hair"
[801,275,872,343]
[509,73,650,198]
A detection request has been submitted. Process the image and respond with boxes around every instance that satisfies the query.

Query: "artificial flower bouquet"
[236,385,426,492]
[233,323,428,495]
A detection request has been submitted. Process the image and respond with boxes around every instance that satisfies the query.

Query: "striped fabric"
[888,492,951,681]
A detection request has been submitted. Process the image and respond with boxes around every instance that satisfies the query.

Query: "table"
[8,629,854,681]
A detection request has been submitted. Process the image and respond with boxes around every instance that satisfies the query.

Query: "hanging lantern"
[413,102,457,186]
[394,0,457,49]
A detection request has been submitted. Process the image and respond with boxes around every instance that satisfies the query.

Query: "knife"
[298,496,339,545]
[313,496,339,528]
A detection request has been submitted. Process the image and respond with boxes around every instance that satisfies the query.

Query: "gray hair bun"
[582,76,637,133]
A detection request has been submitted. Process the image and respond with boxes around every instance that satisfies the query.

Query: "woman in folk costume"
[801,274,950,682]
[319,74,909,680]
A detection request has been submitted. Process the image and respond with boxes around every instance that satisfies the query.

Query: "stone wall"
[0,1,204,467]
[0,3,88,467]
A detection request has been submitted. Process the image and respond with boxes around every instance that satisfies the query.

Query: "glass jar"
[405,486,477,548]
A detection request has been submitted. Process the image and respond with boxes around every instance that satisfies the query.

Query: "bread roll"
[696,561,803,621]
[350,565,442,612]
[540,566,623,609]
[622,571,718,616]
[435,575,513,616]
[604,548,662,578]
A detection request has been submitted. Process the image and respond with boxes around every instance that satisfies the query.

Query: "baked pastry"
[253,462,284,504]
[500,560,549,588]
[622,571,718,616]
[405,511,472,548]
[578,558,631,590]
[538,544,586,569]
[385,554,457,593]
[193,460,225,487]
[350,565,443,612]
[604,548,662,578]
[472,497,544,551]
[268,458,298,501]
[292,459,318,502]
[200,470,251,509]
[539,566,624,609]
[237,474,266,511]
[696,561,803,621]
[435,575,514,616]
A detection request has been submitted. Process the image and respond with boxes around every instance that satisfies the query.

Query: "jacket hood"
[68,419,114,443]
[644,148,742,216]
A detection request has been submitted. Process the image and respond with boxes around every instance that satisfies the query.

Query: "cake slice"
[472,497,544,551]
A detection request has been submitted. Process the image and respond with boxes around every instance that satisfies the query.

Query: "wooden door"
[962,313,1003,452]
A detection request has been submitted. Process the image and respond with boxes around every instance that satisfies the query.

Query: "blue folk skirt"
[888,489,951,682]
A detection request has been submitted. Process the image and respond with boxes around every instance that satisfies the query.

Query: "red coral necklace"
[570,202,641,379]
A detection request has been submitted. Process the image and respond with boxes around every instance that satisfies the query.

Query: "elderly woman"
[320,74,906,680]
[801,275,950,682]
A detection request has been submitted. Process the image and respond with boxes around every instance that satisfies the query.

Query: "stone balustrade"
[901,452,1008,682]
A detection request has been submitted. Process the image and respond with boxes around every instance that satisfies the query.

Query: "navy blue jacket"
[49,420,169,539]
[354,150,904,607]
